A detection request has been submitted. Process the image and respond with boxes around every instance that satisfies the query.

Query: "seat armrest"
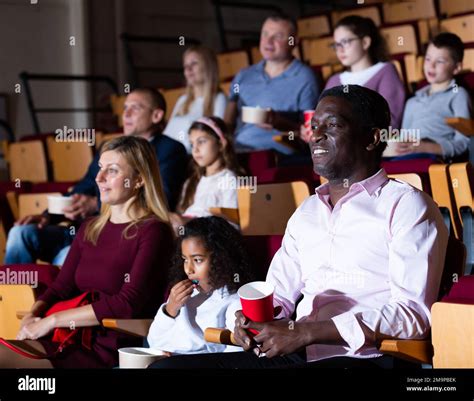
[378,339,432,364]
[209,207,239,225]
[102,319,153,337]
[204,327,238,346]
[445,118,474,136]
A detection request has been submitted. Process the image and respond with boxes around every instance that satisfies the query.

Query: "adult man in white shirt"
[150,85,448,369]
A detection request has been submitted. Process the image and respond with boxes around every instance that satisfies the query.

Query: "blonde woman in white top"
[164,46,227,153]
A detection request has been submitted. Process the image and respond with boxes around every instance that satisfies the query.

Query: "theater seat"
[331,5,382,27]
[382,158,436,192]
[428,164,461,239]
[237,150,276,177]
[237,181,310,235]
[379,235,465,365]
[429,275,474,368]
[7,141,48,183]
[243,235,283,280]
[17,193,61,220]
[0,264,60,297]
[211,181,310,234]
[0,264,60,339]
[448,162,474,274]
[256,165,319,189]
[0,285,35,339]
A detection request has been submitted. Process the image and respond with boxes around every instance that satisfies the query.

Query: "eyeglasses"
[329,37,361,51]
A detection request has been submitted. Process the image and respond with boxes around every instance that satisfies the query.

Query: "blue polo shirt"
[402,79,472,158]
[229,59,319,154]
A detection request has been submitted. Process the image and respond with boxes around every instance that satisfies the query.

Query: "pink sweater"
[324,63,406,129]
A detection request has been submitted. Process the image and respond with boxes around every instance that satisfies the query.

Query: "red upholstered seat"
[382,158,437,193]
[381,158,436,174]
[256,165,319,190]
[442,275,474,305]
[237,150,276,177]
[0,264,60,298]
[0,182,33,197]
[242,235,283,280]
[31,182,77,194]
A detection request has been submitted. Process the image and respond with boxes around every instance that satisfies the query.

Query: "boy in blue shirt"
[397,33,471,160]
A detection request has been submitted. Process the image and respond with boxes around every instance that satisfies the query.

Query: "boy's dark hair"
[335,15,389,63]
[319,85,391,162]
[264,12,297,37]
[431,32,464,63]
[170,216,255,293]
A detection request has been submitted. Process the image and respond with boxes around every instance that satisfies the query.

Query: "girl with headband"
[169,116,245,233]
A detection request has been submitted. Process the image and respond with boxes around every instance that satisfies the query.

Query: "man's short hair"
[264,12,297,37]
[431,32,464,64]
[319,85,391,161]
[132,87,167,116]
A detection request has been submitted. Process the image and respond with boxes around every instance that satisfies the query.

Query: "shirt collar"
[417,79,457,97]
[315,168,388,198]
[258,58,299,80]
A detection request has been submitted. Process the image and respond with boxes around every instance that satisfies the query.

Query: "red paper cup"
[303,110,315,129]
[238,281,274,334]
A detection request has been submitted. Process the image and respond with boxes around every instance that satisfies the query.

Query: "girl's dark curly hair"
[169,216,255,293]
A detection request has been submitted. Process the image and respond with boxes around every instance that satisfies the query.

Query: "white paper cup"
[118,347,167,369]
[47,196,73,215]
[242,106,271,124]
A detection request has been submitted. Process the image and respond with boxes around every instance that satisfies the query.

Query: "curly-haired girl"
[147,216,255,354]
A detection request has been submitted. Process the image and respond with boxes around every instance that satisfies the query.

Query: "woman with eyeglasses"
[300,16,405,142]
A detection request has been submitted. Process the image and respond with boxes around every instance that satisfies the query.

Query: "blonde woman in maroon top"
[0,136,173,368]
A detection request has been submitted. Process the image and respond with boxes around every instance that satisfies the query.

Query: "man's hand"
[249,319,309,358]
[233,310,255,351]
[233,307,283,353]
[256,109,274,131]
[63,194,98,220]
[15,214,49,228]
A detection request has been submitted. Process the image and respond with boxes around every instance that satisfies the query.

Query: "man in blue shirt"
[4,88,187,265]
[225,13,320,155]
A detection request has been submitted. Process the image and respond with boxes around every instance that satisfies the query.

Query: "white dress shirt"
[267,169,448,362]
[147,286,242,354]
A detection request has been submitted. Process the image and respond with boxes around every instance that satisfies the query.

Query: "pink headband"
[196,117,227,147]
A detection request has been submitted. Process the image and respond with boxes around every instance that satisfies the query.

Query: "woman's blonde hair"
[85,136,170,245]
[177,46,221,117]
